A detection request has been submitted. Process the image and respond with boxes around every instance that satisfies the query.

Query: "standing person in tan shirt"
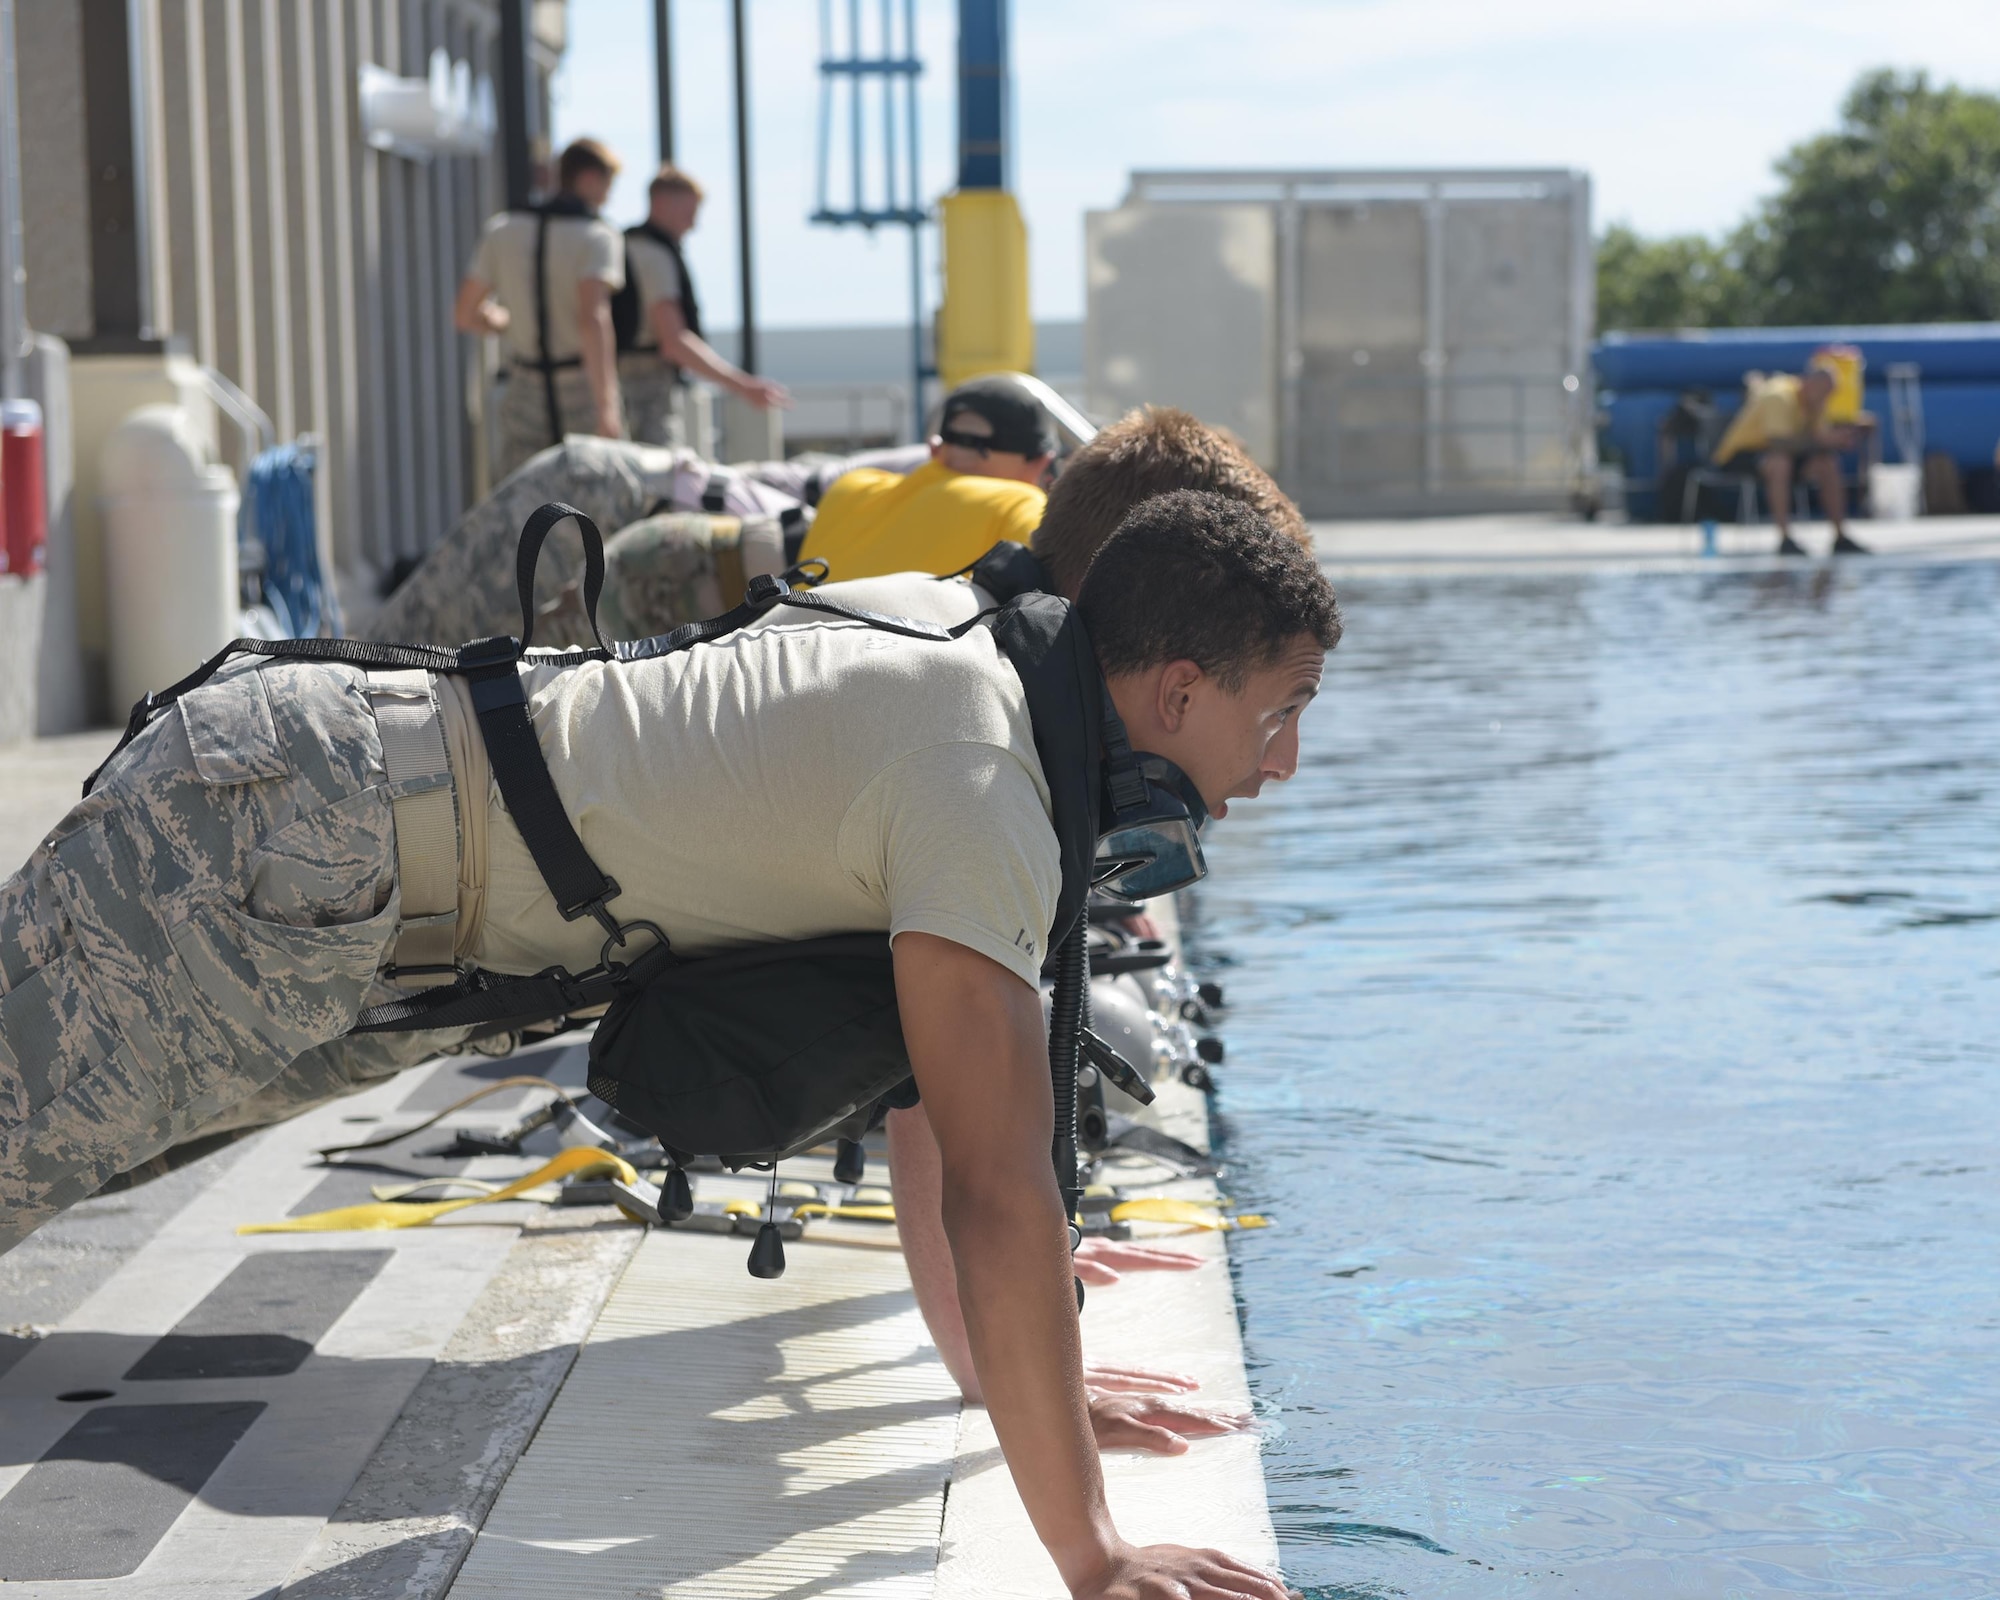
[456,138,628,481]
[614,164,788,447]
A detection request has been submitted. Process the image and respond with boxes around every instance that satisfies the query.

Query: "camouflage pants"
[617,353,686,448]
[371,437,693,647]
[0,660,451,1253]
[496,365,607,484]
[594,512,788,642]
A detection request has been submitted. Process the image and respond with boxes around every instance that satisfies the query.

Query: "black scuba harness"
[611,220,701,364]
[86,505,1204,1230]
[519,195,596,449]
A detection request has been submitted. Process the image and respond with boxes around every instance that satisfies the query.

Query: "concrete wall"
[17,0,568,592]
[15,3,92,341]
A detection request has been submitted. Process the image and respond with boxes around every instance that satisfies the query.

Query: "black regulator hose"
[1047,922,1088,1232]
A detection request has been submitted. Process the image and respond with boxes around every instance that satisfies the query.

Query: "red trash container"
[2,399,46,578]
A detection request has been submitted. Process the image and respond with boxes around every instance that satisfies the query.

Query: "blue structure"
[1596,324,2000,520]
[811,0,928,436]
[956,0,1007,189]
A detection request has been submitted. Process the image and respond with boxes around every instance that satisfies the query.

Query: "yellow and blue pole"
[937,0,1033,393]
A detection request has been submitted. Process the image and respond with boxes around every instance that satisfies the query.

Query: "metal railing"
[783,383,912,451]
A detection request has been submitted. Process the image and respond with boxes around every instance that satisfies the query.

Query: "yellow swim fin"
[240,1146,638,1234]
[1107,1197,1270,1232]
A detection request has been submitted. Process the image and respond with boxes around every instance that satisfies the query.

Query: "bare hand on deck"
[1074,1238,1203,1285]
[1087,1389,1253,1455]
[1071,1542,1297,1600]
[1085,1360,1200,1394]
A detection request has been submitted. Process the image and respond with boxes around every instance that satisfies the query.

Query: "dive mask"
[1093,749,1210,901]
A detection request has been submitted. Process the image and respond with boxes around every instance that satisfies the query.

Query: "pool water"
[1187,560,2000,1598]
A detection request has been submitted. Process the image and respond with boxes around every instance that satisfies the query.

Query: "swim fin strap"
[1108,1197,1269,1232]
[239,1145,638,1234]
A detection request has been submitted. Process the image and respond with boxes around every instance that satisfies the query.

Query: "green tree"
[1595,222,1754,331]
[1596,69,2000,332]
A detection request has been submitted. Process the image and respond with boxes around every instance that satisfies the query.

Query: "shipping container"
[1086,169,1596,518]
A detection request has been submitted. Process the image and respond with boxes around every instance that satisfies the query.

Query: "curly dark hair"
[1033,406,1309,599]
[1075,490,1341,689]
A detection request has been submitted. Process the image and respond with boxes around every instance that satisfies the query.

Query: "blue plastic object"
[1594,324,2000,521]
[1596,324,2000,389]
[241,442,341,639]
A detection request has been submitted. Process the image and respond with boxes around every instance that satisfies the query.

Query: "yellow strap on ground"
[1109,1197,1270,1232]
[239,1147,637,1234]
[790,1202,898,1224]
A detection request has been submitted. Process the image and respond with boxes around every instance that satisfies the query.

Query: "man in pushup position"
[1,491,1336,1599]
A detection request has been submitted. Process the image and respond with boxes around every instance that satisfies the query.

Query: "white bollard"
[99,405,240,719]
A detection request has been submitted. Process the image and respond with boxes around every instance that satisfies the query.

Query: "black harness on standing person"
[610,220,701,375]
[517,194,597,449]
[85,504,1208,1277]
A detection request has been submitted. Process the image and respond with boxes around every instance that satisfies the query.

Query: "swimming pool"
[1189,559,2000,1597]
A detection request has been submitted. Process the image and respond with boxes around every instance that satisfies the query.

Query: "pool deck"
[4,505,1994,1595]
[0,734,1274,1598]
[1312,510,2000,578]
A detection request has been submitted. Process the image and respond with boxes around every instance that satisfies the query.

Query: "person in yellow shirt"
[798,374,1055,579]
[1712,366,1869,556]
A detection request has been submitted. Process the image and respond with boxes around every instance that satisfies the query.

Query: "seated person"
[796,374,1056,580]
[3,492,1334,1600]
[1712,363,1870,557]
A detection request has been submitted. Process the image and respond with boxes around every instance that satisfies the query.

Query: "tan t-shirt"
[623,232,684,351]
[470,210,624,365]
[437,616,1059,989]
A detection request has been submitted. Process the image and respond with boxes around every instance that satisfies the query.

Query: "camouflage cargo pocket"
[178,668,292,784]
[171,895,398,1092]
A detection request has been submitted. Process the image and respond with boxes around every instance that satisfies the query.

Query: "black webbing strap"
[466,502,620,935]
[462,640,622,938]
[84,634,473,796]
[351,935,678,1033]
[514,500,611,654]
[352,964,603,1035]
[533,210,563,447]
[1097,681,1151,815]
[615,580,963,662]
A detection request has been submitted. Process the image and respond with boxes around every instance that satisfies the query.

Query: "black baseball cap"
[938,374,1058,459]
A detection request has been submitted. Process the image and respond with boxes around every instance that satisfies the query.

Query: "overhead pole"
[497,0,533,208]
[956,0,1005,189]
[730,0,757,375]
[0,0,27,395]
[937,0,1031,391]
[652,0,674,164]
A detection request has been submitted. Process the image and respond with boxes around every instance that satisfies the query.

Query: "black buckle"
[745,572,791,605]
[458,635,523,671]
[1105,760,1150,814]
[560,880,625,943]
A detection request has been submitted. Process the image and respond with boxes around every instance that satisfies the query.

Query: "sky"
[551,0,2000,332]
